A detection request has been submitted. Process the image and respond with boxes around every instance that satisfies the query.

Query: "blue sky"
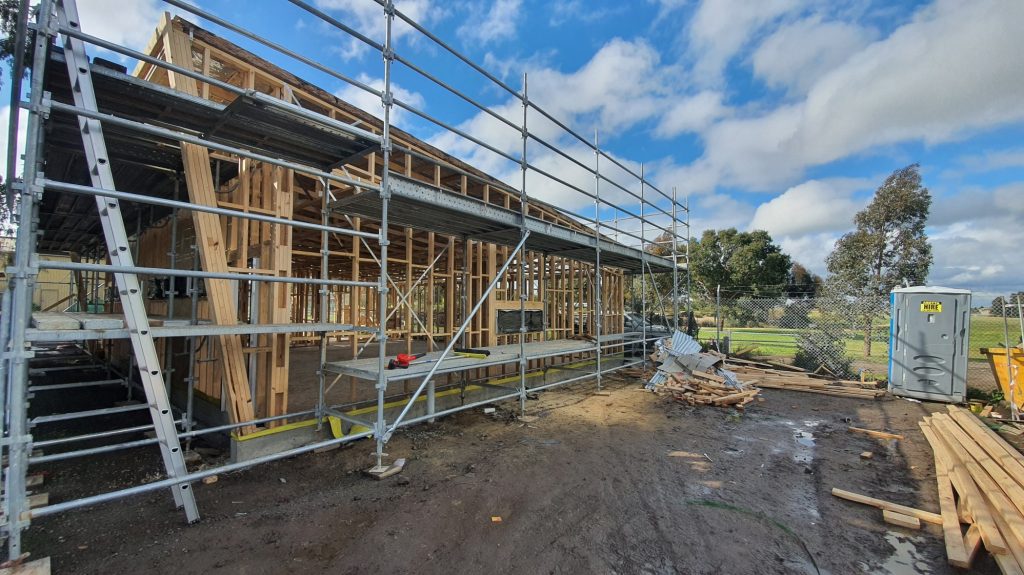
[2,0,1022,302]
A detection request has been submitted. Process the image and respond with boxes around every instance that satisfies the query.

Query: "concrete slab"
[230,422,328,463]
[65,313,124,329]
[31,313,81,330]
[150,318,195,327]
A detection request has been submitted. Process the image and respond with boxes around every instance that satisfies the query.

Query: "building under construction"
[1,0,688,563]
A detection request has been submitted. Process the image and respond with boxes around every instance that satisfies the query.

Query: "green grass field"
[970,314,1024,356]
[714,314,1021,366]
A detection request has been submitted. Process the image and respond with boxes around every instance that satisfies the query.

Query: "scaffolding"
[1,0,690,560]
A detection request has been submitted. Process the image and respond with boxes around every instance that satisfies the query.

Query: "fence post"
[715,284,721,351]
[1003,298,1018,420]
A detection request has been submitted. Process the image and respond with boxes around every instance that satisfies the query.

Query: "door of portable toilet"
[889,286,971,403]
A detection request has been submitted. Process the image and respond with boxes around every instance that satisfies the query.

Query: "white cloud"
[748,178,870,237]
[314,0,440,59]
[797,0,1024,159]
[655,91,729,138]
[549,0,624,26]
[690,193,755,234]
[524,144,655,212]
[76,0,169,53]
[758,181,1024,289]
[457,0,522,46]
[929,215,1024,292]
[957,148,1024,173]
[1,106,28,181]
[686,0,801,86]
[774,232,841,275]
[482,49,558,83]
[927,181,1024,228]
[752,17,876,96]
[682,0,1024,194]
[682,103,804,192]
[651,0,688,13]
[745,177,874,275]
[428,37,671,190]
[528,39,668,133]
[333,73,426,129]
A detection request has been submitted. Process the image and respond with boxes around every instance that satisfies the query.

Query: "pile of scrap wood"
[646,331,760,410]
[657,372,760,409]
[919,405,1024,572]
[722,356,886,399]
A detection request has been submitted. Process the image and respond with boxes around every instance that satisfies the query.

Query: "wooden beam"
[848,427,905,440]
[921,418,1008,554]
[830,488,942,525]
[427,232,435,341]
[924,422,972,568]
[405,227,413,355]
[934,414,1024,535]
[258,165,293,423]
[947,406,1024,489]
[166,17,256,432]
[882,509,921,529]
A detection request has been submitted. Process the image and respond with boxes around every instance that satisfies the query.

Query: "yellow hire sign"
[920,301,943,313]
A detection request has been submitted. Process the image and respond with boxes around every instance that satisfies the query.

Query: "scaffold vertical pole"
[519,73,529,414]
[640,164,647,362]
[317,177,329,427]
[164,176,180,396]
[685,194,691,321]
[459,233,469,402]
[374,0,395,469]
[594,130,602,390]
[4,0,53,555]
[185,242,200,441]
[672,186,679,332]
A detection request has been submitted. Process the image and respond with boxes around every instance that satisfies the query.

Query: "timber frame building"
[1,0,688,560]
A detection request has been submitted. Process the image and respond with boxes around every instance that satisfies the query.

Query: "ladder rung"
[55,0,200,523]
[31,403,149,425]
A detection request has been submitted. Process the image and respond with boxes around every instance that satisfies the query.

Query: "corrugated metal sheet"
[646,370,667,390]
[665,330,702,356]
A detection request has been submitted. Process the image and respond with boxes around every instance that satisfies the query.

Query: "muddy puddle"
[861,532,933,574]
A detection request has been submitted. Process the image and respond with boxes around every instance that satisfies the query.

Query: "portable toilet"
[889,286,971,403]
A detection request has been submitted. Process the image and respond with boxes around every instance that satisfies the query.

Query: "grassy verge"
[713,314,1020,366]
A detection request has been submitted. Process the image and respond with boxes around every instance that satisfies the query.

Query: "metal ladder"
[53,0,199,521]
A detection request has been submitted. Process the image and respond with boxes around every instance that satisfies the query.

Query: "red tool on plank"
[387,353,426,370]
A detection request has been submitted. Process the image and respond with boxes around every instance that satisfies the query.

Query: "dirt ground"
[26,374,1001,574]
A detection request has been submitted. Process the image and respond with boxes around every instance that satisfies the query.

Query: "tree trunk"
[863,316,873,357]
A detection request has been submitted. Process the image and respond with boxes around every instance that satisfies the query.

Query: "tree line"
[635,164,933,359]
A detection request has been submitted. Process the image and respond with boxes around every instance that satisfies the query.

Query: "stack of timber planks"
[920,405,1024,573]
[723,358,887,399]
[655,372,760,410]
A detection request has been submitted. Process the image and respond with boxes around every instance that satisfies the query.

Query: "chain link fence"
[691,291,889,379]
[970,296,1023,394]
[688,286,1022,392]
